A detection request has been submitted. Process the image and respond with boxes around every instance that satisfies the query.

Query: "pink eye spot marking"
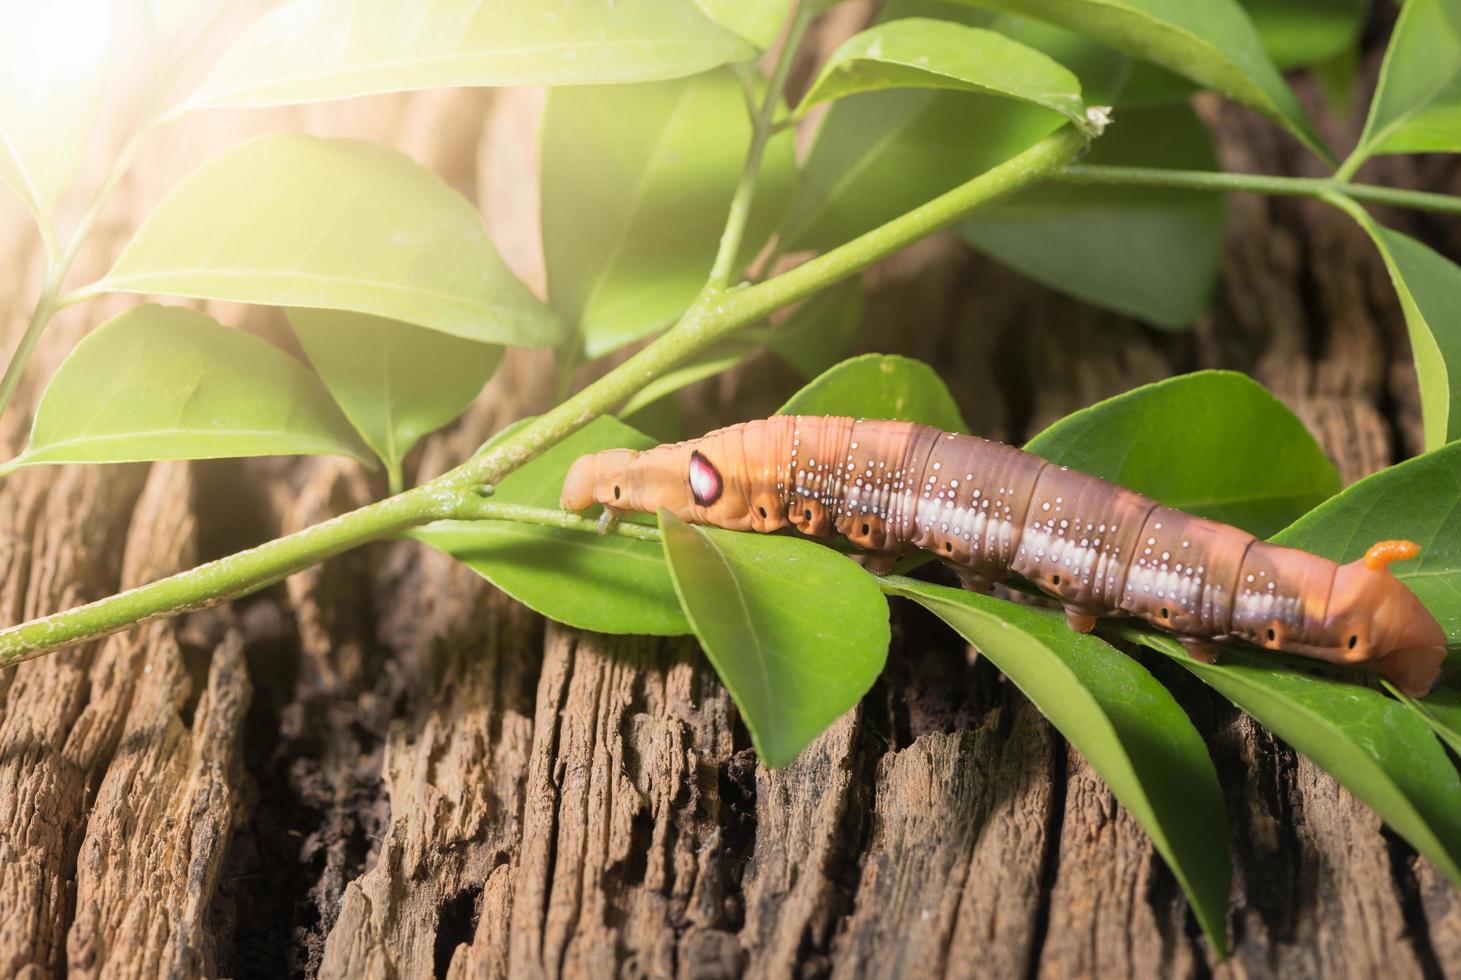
[689,451,723,506]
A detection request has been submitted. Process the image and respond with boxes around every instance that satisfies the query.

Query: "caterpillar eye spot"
[688,451,723,506]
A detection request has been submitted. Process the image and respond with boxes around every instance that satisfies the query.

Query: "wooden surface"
[2,6,1460,977]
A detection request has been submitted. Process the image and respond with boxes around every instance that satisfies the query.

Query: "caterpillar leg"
[1179,636,1221,665]
[1063,607,1099,634]
[851,550,903,576]
[951,565,995,594]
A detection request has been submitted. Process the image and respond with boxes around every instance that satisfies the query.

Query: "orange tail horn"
[1362,539,1422,571]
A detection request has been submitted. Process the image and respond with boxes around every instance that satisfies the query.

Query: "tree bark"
[1,6,1458,978]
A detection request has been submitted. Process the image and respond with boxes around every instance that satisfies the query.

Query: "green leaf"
[1,305,369,472]
[660,508,890,767]
[888,580,1230,953]
[542,70,795,358]
[693,0,792,48]
[768,277,864,379]
[1025,370,1339,537]
[950,0,1327,157]
[780,0,1089,251]
[413,418,689,636]
[618,331,769,418]
[1123,627,1461,888]
[1402,686,1461,756]
[775,353,970,432]
[1273,441,1461,645]
[1346,0,1461,170]
[1242,0,1365,69]
[781,88,1066,251]
[797,18,1087,130]
[97,134,562,348]
[1334,208,1461,452]
[0,0,110,224]
[287,309,502,483]
[185,0,755,109]
[961,103,1224,329]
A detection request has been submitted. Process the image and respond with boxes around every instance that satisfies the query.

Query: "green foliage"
[1243,0,1366,69]
[99,134,562,347]
[1274,441,1461,644]
[1025,371,1340,537]
[776,353,970,432]
[797,18,1088,130]
[186,0,755,109]
[779,0,1073,250]
[693,0,793,48]
[288,310,503,485]
[2,306,369,472]
[0,0,110,226]
[767,277,865,379]
[660,508,890,767]
[1404,687,1461,756]
[541,70,795,357]
[889,580,1230,953]
[961,104,1225,329]
[618,333,769,418]
[952,0,1327,156]
[1346,0,1461,171]
[1124,628,1461,887]
[415,418,688,635]
[1337,207,1461,452]
[782,84,1067,250]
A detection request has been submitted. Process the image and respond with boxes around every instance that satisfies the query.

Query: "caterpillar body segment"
[560,416,1446,696]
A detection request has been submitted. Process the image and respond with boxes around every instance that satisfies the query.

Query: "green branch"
[0,125,1093,668]
[0,122,158,423]
[1055,165,1461,217]
[450,500,664,542]
[440,125,1090,493]
[707,0,813,290]
[0,485,460,666]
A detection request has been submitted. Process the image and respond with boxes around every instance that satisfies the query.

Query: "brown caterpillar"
[561,416,1447,696]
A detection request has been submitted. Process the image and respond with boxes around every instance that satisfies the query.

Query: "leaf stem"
[0,121,159,425]
[0,124,1093,667]
[446,500,664,542]
[1055,164,1461,217]
[706,0,813,291]
[0,287,60,425]
[0,483,461,667]
[445,125,1091,492]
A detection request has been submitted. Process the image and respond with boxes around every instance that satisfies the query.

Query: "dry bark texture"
[1,4,1459,978]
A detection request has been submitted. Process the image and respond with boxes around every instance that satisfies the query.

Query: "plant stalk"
[441,125,1090,493]
[0,483,462,667]
[0,124,1092,667]
[0,123,157,424]
[706,0,813,291]
[1055,164,1461,217]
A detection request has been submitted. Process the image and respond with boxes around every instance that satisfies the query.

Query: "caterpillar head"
[560,448,642,512]
[561,437,771,531]
[1322,540,1447,696]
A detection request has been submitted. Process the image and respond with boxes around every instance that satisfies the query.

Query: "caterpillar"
[560,416,1447,696]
